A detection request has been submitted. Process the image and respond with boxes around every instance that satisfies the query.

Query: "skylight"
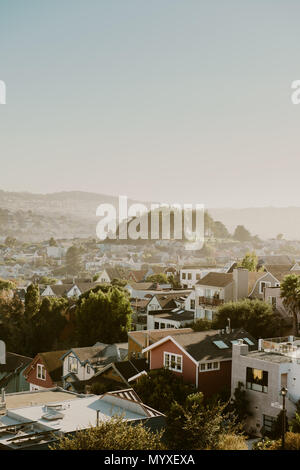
[230,340,240,345]
[243,337,254,346]
[213,340,229,349]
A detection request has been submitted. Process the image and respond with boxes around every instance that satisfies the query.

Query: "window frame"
[37,363,46,381]
[68,355,78,373]
[199,361,220,372]
[163,352,183,373]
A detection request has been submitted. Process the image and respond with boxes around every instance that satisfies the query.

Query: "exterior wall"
[180,269,203,289]
[128,336,144,359]
[147,315,193,330]
[149,339,197,385]
[0,367,30,393]
[249,273,279,300]
[97,270,111,283]
[264,286,287,317]
[233,268,248,301]
[185,290,195,311]
[25,356,55,389]
[147,297,161,313]
[198,360,232,397]
[62,353,95,381]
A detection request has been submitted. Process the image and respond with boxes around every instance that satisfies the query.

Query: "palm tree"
[280,274,300,336]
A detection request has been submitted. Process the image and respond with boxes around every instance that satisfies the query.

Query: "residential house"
[147,308,194,330]
[127,328,193,359]
[23,350,68,391]
[87,358,148,390]
[143,328,257,397]
[61,343,127,392]
[231,336,300,436]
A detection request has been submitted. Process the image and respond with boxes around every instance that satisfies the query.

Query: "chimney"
[233,268,249,301]
[258,339,263,351]
[0,340,6,365]
[232,341,249,357]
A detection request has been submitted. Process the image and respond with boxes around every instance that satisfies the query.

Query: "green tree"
[50,416,165,450]
[32,296,68,352]
[146,273,169,284]
[65,245,82,275]
[213,221,230,239]
[238,252,258,272]
[166,392,241,450]
[192,319,213,331]
[214,299,284,339]
[167,274,181,289]
[233,225,252,242]
[280,274,300,336]
[24,283,40,319]
[76,286,132,345]
[0,278,15,291]
[49,237,57,246]
[133,368,193,414]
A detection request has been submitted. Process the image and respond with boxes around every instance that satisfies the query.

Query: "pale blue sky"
[0,0,300,207]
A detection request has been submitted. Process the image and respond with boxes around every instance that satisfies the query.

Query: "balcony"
[198,296,224,307]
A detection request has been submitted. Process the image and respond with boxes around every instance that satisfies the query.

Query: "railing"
[198,296,224,307]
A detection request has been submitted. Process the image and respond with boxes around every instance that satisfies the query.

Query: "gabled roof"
[248,271,267,293]
[128,328,193,349]
[61,344,120,367]
[143,328,257,362]
[24,350,67,383]
[196,272,233,288]
[0,352,32,373]
[128,270,148,282]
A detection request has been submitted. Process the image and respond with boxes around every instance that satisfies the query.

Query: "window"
[190,299,195,310]
[154,322,159,329]
[160,323,165,329]
[68,356,78,373]
[196,274,201,280]
[164,352,183,372]
[86,365,91,374]
[205,288,212,298]
[182,273,186,279]
[37,364,46,380]
[205,310,212,321]
[246,367,268,393]
[259,281,271,294]
[213,340,229,349]
[199,362,220,372]
[188,273,192,280]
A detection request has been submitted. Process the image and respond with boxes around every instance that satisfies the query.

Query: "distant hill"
[208,207,300,240]
[0,190,299,240]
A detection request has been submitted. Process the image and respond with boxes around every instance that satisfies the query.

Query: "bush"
[51,416,165,450]
[215,434,248,450]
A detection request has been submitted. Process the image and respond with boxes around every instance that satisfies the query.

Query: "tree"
[213,221,230,239]
[233,225,252,242]
[192,319,213,332]
[145,273,168,284]
[65,245,82,275]
[214,299,285,339]
[24,283,40,319]
[75,286,132,345]
[280,274,300,336]
[133,368,193,414]
[166,392,242,450]
[276,233,284,240]
[51,416,165,450]
[167,274,181,289]
[32,297,68,352]
[0,278,15,291]
[49,237,57,246]
[238,252,258,272]
[230,382,251,423]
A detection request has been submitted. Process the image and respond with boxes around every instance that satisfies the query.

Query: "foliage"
[145,273,168,284]
[24,283,40,319]
[39,276,58,285]
[215,434,248,450]
[214,299,285,339]
[167,274,181,289]
[75,285,132,345]
[280,274,300,336]
[229,382,251,423]
[233,225,252,242]
[254,432,300,450]
[0,278,15,291]
[267,410,289,440]
[238,252,258,272]
[133,368,194,414]
[49,237,57,246]
[50,416,165,450]
[192,319,213,331]
[165,392,242,450]
[65,245,82,275]
[290,400,300,433]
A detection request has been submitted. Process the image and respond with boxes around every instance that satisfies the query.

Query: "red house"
[142,328,257,397]
[23,350,67,391]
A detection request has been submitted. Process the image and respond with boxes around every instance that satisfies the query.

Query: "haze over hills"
[0,190,299,241]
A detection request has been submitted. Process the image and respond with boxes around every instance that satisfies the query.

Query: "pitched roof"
[153,293,188,309]
[39,350,68,382]
[149,309,194,322]
[67,345,120,366]
[128,328,193,349]
[258,255,293,266]
[113,359,147,381]
[128,270,148,282]
[167,328,257,361]
[0,352,32,373]
[248,271,267,293]
[196,272,233,287]
[127,282,156,290]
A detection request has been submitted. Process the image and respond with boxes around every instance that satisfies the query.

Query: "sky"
[0,0,300,208]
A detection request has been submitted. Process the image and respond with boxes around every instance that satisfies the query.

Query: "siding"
[198,360,232,397]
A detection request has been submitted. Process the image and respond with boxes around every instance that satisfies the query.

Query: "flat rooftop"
[247,351,293,364]
[5,389,80,410]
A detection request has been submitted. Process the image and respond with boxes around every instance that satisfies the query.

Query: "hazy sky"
[0,0,300,207]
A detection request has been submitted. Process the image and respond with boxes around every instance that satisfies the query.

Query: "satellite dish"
[0,341,6,365]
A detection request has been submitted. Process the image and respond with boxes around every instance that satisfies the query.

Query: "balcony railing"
[198,296,224,307]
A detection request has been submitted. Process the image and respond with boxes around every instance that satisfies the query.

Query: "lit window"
[246,367,268,393]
